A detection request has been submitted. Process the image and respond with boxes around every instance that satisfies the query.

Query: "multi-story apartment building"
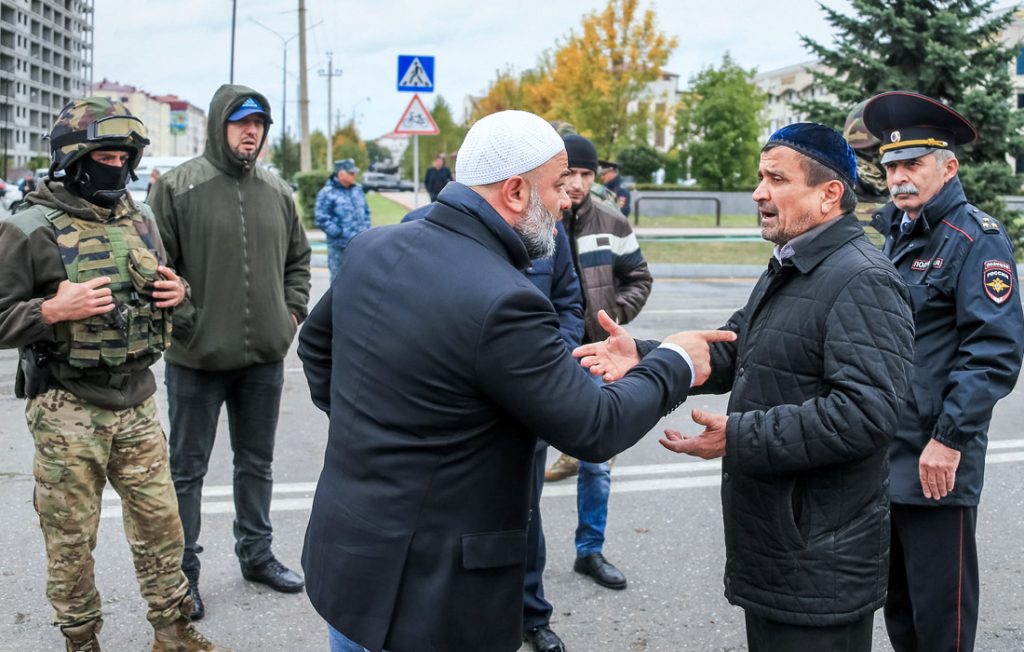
[91,80,207,158]
[0,0,93,174]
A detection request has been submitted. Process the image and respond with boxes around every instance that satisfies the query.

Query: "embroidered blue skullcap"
[765,122,857,187]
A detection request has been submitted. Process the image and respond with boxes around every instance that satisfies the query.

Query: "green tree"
[310,130,327,173]
[617,144,663,183]
[677,53,765,190]
[270,133,300,180]
[400,96,467,181]
[365,140,391,168]
[332,120,369,171]
[797,0,1024,248]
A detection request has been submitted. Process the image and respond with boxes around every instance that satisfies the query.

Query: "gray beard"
[514,186,557,260]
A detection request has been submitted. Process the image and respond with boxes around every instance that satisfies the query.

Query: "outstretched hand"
[663,329,737,386]
[572,310,639,382]
[660,409,728,459]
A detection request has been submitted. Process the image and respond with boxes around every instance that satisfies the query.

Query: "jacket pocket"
[780,477,807,549]
[461,530,527,570]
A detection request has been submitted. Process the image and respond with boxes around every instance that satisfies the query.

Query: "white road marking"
[98,439,1024,519]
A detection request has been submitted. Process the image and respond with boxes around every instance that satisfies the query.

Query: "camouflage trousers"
[27,389,189,629]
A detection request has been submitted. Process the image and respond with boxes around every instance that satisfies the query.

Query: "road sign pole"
[413,135,420,208]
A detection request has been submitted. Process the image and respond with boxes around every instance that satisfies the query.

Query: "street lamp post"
[251,19,299,173]
[351,96,371,127]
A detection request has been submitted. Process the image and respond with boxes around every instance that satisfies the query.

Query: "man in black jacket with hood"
[150,85,312,620]
[577,123,916,652]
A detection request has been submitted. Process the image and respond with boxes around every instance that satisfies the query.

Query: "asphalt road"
[2,269,1023,652]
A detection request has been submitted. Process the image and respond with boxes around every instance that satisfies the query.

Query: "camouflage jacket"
[314,175,371,247]
[0,180,172,409]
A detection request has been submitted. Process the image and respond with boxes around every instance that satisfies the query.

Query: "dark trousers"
[885,504,979,652]
[523,444,553,631]
[745,610,873,652]
[166,361,284,574]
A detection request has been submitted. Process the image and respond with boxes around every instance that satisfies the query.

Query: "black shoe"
[185,571,205,621]
[241,557,305,593]
[573,552,627,590]
[524,625,566,652]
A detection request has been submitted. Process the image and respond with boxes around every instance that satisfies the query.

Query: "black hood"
[203,84,272,177]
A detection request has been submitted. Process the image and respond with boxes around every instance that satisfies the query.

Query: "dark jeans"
[885,504,979,652]
[166,361,284,574]
[745,610,874,652]
[523,444,552,631]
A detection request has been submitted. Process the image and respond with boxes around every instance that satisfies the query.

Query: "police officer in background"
[864,91,1024,652]
[0,98,229,651]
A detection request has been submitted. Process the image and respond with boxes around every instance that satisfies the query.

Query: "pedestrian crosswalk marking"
[98,439,1024,519]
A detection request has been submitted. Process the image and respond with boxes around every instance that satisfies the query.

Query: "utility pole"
[298,0,311,172]
[319,52,343,170]
[252,19,299,175]
[229,0,237,83]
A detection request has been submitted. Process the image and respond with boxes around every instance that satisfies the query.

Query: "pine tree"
[796,0,1024,248]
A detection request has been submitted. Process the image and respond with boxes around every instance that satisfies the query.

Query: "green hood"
[203,84,273,178]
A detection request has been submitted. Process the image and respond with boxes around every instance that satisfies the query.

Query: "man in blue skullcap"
[864,91,1024,652]
[574,122,916,651]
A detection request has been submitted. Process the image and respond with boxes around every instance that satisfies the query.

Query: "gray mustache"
[890,183,919,195]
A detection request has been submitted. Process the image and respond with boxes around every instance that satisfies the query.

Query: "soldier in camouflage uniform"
[0,98,231,652]
[844,100,891,237]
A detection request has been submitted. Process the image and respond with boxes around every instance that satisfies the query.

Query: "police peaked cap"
[862,91,977,164]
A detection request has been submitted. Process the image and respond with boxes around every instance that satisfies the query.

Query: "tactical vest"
[43,208,172,369]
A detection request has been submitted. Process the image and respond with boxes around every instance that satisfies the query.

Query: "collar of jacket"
[781,213,864,275]
[328,175,358,192]
[564,192,594,231]
[873,175,969,237]
[27,178,137,224]
[427,182,531,270]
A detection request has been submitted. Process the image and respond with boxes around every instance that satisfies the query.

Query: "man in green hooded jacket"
[149,84,311,620]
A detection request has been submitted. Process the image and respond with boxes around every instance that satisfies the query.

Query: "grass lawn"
[633,214,760,228]
[640,240,774,265]
[368,192,410,226]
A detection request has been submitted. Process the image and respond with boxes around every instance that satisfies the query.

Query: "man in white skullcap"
[296,110,733,652]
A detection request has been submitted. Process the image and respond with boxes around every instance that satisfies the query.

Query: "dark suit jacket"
[298,183,691,652]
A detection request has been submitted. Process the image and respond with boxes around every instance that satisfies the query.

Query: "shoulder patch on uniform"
[983,259,1014,305]
[970,209,1001,234]
[6,205,56,236]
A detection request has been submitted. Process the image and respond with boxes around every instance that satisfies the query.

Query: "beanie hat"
[563,134,598,172]
[456,110,565,186]
[765,123,858,187]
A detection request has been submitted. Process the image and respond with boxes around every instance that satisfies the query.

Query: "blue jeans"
[574,373,611,556]
[575,459,611,555]
[327,624,370,652]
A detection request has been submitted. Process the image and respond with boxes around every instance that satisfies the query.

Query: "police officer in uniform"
[864,91,1024,652]
[0,98,230,652]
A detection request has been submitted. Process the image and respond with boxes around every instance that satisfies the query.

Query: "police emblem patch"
[983,260,1013,305]
[891,130,901,143]
[911,259,931,271]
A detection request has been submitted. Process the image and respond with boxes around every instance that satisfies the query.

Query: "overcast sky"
[94,1,850,141]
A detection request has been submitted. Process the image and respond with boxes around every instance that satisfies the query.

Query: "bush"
[616,145,663,184]
[294,170,330,229]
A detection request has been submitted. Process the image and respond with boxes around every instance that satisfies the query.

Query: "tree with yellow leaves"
[473,0,676,157]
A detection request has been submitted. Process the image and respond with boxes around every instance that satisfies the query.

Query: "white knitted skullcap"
[456,110,565,186]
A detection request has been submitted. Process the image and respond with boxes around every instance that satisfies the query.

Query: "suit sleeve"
[635,307,743,395]
[283,192,312,321]
[726,269,915,474]
[297,288,333,413]
[933,233,1024,449]
[474,286,692,462]
[550,225,585,349]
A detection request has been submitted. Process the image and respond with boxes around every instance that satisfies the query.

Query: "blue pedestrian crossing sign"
[397,55,434,92]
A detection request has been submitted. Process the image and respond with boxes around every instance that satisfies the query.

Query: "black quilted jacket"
[645,214,915,625]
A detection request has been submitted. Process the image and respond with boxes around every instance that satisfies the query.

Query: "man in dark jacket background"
[576,123,915,652]
[424,153,453,202]
[863,91,1024,652]
[149,84,312,620]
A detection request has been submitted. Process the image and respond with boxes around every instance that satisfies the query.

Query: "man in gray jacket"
[149,84,311,620]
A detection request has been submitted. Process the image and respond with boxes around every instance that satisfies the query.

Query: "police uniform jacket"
[871,176,1024,506]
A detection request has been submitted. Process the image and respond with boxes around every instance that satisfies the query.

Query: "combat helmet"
[48,97,149,178]
[843,100,888,202]
[842,100,881,151]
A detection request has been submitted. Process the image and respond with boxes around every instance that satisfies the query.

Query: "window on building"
[1018,47,1024,75]
[1018,93,1024,109]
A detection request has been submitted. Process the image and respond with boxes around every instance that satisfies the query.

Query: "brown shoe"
[152,618,234,652]
[62,618,102,652]
[544,453,579,482]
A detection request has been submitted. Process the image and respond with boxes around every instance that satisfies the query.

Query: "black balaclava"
[65,150,133,208]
